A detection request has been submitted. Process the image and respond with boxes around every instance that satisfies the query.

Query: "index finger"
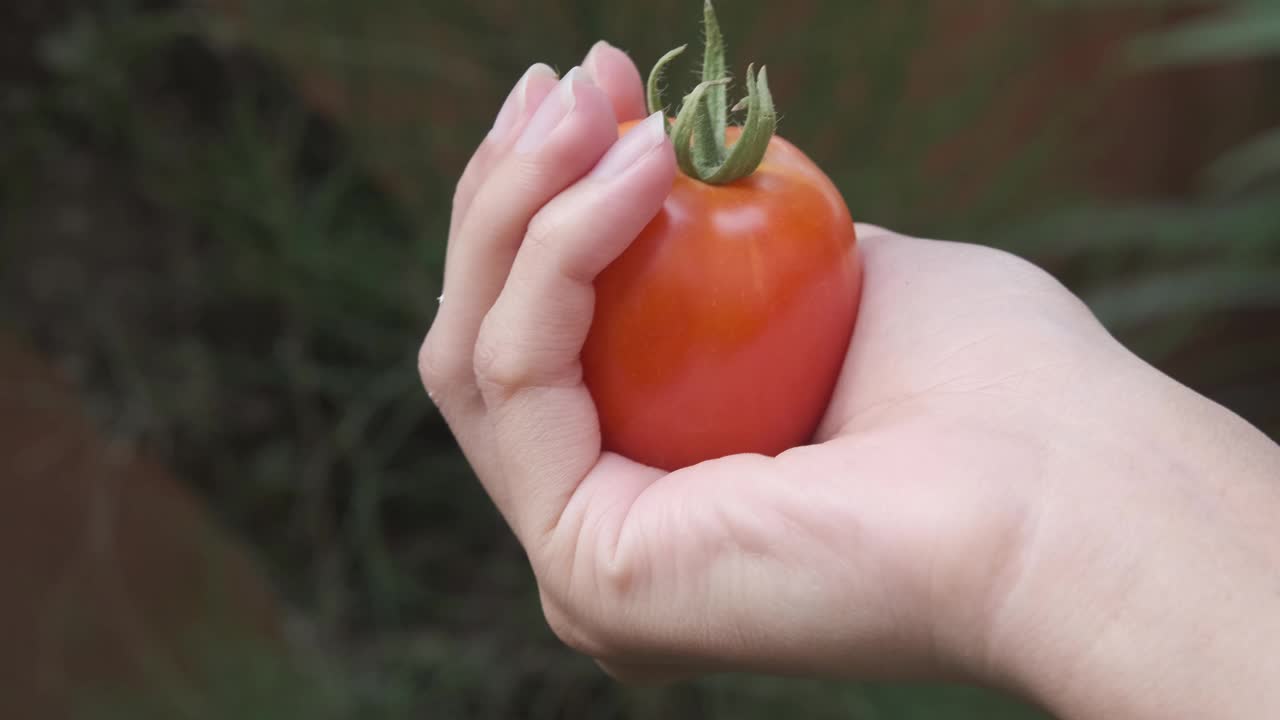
[583,40,648,123]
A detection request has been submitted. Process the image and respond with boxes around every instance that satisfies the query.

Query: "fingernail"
[590,111,667,178]
[583,40,615,80]
[515,66,593,154]
[489,63,558,142]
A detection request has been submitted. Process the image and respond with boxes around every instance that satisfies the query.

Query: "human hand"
[421,42,1280,719]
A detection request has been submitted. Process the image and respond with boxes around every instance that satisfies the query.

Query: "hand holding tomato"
[420,26,1280,720]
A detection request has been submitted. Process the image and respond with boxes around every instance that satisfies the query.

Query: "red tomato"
[582,122,863,472]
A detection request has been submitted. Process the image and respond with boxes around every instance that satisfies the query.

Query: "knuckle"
[974,244,1040,275]
[417,337,446,392]
[523,208,563,259]
[472,315,528,395]
[417,333,468,402]
[525,204,600,286]
[597,548,638,600]
[980,246,1063,292]
[970,246,1093,317]
[539,591,611,659]
[541,599,588,653]
[534,536,650,663]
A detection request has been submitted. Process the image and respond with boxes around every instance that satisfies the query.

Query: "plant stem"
[650,0,777,185]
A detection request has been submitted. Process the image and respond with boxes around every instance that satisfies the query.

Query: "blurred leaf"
[996,197,1280,258]
[1087,266,1280,331]
[1204,126,1280,195]
[1131,3,1280,65]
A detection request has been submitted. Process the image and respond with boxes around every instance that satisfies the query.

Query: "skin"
[584,122,861,471]
[420,40,1280,719]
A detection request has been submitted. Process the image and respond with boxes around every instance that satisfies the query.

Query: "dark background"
[3,1,1278,718]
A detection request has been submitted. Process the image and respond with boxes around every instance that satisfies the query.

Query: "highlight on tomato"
[581,1,863,472]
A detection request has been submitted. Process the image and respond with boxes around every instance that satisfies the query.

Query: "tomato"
[582,121,862,472]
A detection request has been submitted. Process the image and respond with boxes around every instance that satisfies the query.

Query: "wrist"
[984,350,1280,719]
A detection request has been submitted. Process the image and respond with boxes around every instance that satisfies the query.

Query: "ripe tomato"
[582,121,862,472]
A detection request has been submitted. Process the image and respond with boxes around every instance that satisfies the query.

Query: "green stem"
[671,78,730,178]
[698,0,729,161]
[648,0,777,185]
[646,44,688,120]
[704,65,775,184]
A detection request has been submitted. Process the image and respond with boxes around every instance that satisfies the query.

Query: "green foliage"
[1129,1,1280,65]
[1012,0,1280,432]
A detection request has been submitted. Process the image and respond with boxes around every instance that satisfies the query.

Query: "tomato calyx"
[645,1,778,186]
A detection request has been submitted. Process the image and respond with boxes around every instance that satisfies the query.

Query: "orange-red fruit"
[582,122,863,472]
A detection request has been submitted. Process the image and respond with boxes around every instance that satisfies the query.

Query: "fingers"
[434,40,646,403]
[583,40,648,123]
[451,41,643,250]
[449,64,560,248]
[475,112,673,395]
[424,67,619,411]
[473,112,675,542]
[423,66,624,523]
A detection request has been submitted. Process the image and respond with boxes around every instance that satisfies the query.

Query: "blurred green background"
[3,0,1278,718]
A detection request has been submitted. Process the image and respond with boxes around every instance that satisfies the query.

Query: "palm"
[558,228,1112,677]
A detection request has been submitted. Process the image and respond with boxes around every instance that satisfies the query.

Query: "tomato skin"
[582,122,862,472]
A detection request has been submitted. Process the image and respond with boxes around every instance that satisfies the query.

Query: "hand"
[421,42,1280,718]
